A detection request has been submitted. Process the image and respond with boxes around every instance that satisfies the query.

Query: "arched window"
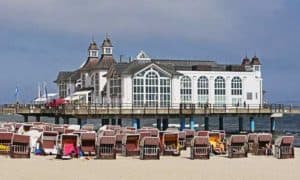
[133,68,170,107]
[95,73,99,95]
[231,77,242,106]
[145,71,159,107]
[198,76,209,105]
[180,76,192,103]
[214,76,225,106]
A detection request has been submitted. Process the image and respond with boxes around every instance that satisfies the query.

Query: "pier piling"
[36,116,40,122]
[204,116,209,130]
[63,117,69,124]
[162,118,169,131]
[180,117,186,131]
[55,116,60,124]
[250,117,255,132]
[117,118,122,126]
[24,115,28,123]
[270,117,276,132]
[77,118,81,127]
[219,116,224,130]
[189,116,195,130]
[238,116,244,132]
[157,118,162,130]
[111,118,116,125]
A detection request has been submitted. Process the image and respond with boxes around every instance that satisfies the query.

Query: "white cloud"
[0,0,286,42]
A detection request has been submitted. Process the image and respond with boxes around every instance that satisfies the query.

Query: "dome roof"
[88,41,99,50]
[251,55,261,65]
[241,56,251,66]
[101,37,113,47]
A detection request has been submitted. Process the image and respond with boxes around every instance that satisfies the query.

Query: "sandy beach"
[0,148,298,180]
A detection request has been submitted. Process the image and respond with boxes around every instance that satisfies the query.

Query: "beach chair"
[57,134,80,159]
[10,134,31,158]
[122,134,140,156]
[247,133,257,153]
[190,136,210,159]
[161,132,180,156]
[100,130,115,136]
[80,132,96,156]
[81,124,94,131]
[253,133,272,155]
[139,131,151,143]
[140,137,160,160]
[115,134,124,153]
[227,135,248,158]
[274,136,294,159]
[41,131,58,155]
[0,128,8,132]
[53,126,65,135]
[178,131,187,150]
[3,123,15,132]
[97,136,116,159]
[0,132,13,155]
[183,129,195,147]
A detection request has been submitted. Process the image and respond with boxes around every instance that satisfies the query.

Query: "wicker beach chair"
[100,130,115,136]
[0,132,13,155]
[253,133,272,155]
[140,137,160,160]
[10,134,31,158]
[41,131,59,155]
[161,132,180,156]
[97,136,116,159]
[190,136,210,159]
[0,128,8,132]
[80,132,97,156]
[57,134,80,159]
[227,135,248,158]
[81,124,94,131]
[122,134,140,156]
[247,133,257,153]
[274,136,294,159]
[208,132,225,154]
[183,129,195,147]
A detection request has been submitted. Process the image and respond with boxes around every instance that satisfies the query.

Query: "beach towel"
[63,143,76,156]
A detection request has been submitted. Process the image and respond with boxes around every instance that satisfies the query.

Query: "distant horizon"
[1,1,300,104]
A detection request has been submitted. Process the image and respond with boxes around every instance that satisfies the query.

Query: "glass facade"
[231,76,242,106]
[214,76,226,106]
[197,76,209,105]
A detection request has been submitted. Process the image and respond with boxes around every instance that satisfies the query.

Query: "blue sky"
[0,0,300,104]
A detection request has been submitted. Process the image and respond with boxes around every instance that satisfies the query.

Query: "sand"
[0,148,299,180]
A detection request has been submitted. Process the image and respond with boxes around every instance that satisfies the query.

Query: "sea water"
[1,114,299,146]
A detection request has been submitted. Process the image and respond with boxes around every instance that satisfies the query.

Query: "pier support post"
[102,119,109,126]
[36,116,40,122]
[238,116,244,132]
[250,117,255,132]
[111,118,116,125]
[204,116,209,131]
[63,117,69,124]
[137,119,141,129]
[189,116,195,130]
[270,117,276,133]
[117,118,122,126]
[24,115,28,123]
[55,116,60,124]
[162,118,169,131]
[219,116,224,130]
[132,119,138,129]
[180,117,186,131]
[77,118,81,127]
[157,118,162,130]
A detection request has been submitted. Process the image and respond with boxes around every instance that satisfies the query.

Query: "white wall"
[121,75,132,107]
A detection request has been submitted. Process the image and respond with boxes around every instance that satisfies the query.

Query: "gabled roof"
[80,57,99,71]
[95,54,116,70]
[54,70,80,83]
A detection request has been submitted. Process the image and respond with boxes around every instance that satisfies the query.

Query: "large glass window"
[110,74,121,106]
[133,68,170,107]
[231,76,242,106]
[180,76,192,103]
[214,76,226,106]
[95,73,99,95]
[197,76,209,105]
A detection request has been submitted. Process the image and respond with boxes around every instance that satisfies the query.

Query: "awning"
[73,90,92,96]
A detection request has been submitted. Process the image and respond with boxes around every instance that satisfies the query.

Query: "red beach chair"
[97,136,116,159]
[196,131,209,137]
[274,136,294,159]
[178,131,187,150]
[253,133,272,155]
[122,134,140,156]
[140,137,160,160]
[0,132,13,155]
[10,134,31,158]
[190,136,210,159]
[227,135,248,158]
[183,129,195,147]
[80,132,96,156]
[58,134,80,159]
[247,133,257,153]
[115,134,124,153]
[41,131,59,155]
